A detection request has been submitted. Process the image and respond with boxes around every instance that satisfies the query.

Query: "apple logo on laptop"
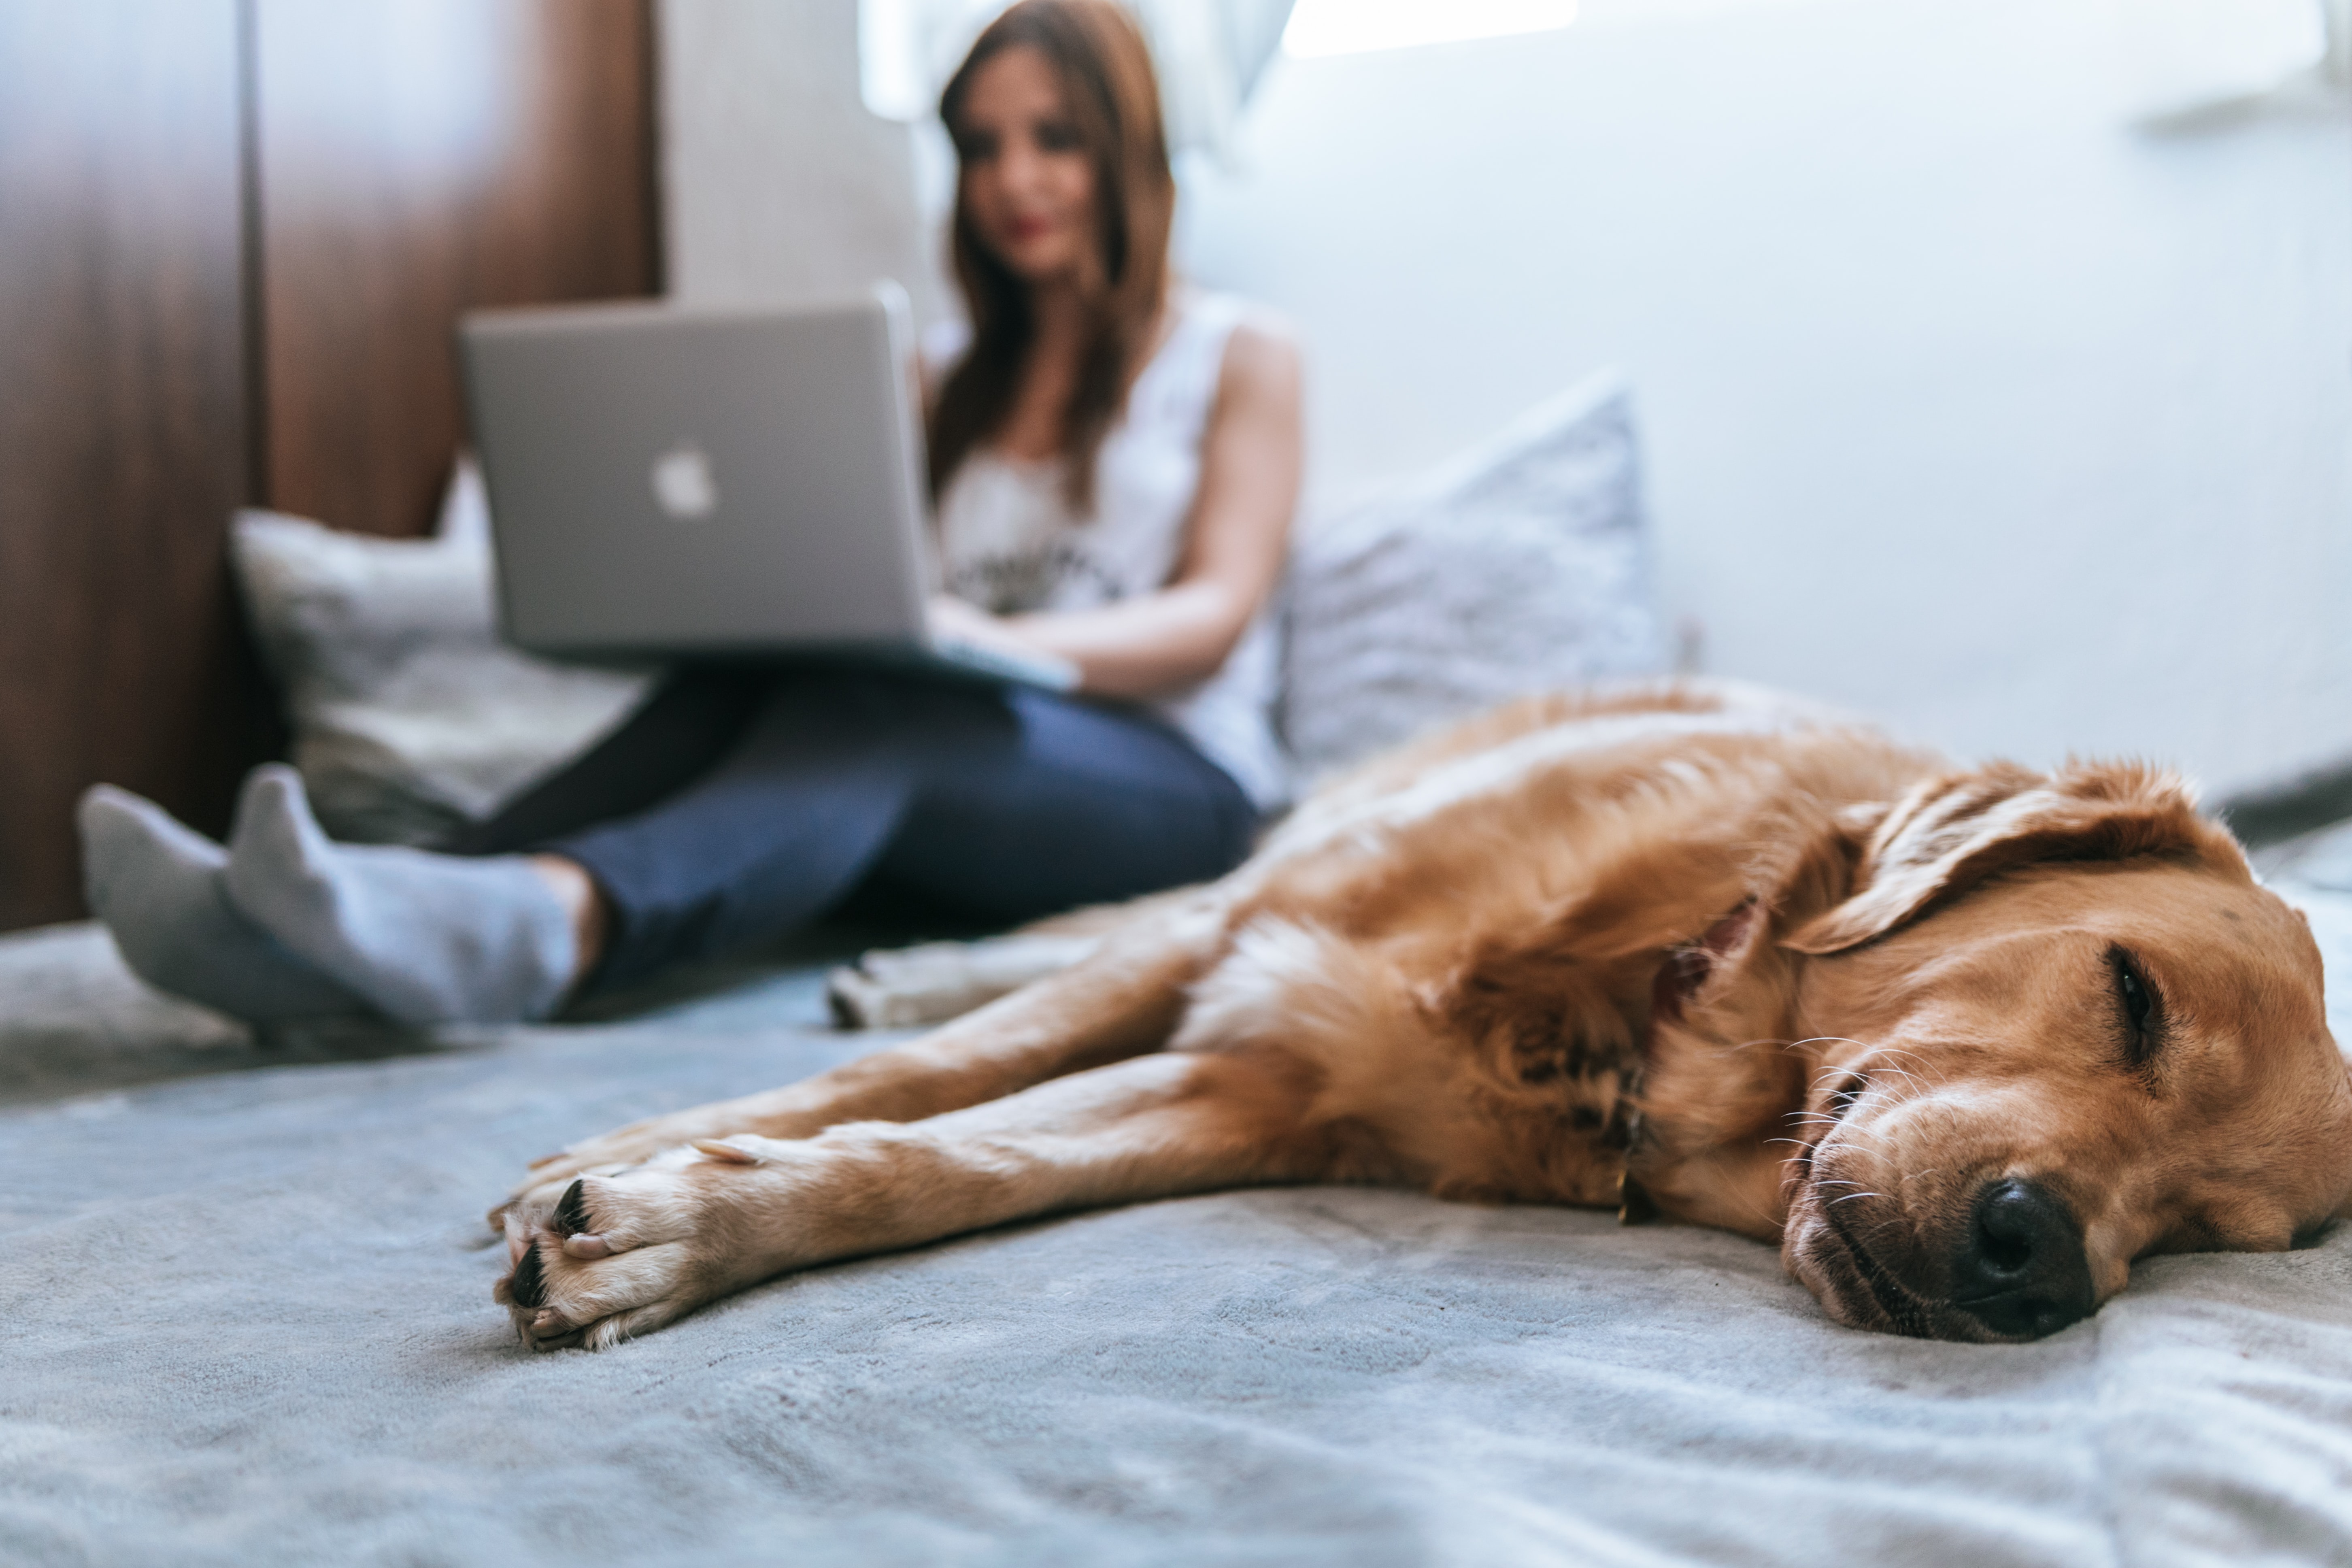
[649,442,718,521]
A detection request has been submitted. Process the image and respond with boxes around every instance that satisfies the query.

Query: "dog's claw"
[551,1179,591,1236]
[507,1243,548,1308]
[562,1233,613,1260]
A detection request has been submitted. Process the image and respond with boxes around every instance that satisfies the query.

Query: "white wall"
[660,0,941,320]
[1178,0,2352,794]
[661,0,2352,796]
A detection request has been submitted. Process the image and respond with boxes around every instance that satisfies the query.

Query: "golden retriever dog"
[492,680,2350,1349]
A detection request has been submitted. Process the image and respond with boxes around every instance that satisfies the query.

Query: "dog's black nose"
[1949,1178,2096,1339]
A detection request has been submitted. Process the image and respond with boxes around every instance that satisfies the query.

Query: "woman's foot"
[223,766,579,1026]
[77,786,371,1023]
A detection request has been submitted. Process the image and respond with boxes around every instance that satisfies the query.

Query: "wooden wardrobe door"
[0,0,657,931]
[253,0,660,539]
[0,1,256,931]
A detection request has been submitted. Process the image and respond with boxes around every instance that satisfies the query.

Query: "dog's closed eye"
[2108,946,2162,1074]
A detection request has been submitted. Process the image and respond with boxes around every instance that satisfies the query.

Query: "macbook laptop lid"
[460,285,942,662]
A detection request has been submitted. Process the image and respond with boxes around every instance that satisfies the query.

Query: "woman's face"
[954,45,1097,287]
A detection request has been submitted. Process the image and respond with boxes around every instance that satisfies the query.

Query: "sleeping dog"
[493,681,2349,1347]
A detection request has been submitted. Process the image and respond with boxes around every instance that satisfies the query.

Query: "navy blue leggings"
[456,666,1259,991]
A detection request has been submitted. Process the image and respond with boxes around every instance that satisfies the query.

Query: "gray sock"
[222,765,577,1025]
[78,785,372,1023]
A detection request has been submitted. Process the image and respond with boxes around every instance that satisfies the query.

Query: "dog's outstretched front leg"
[500,897,1228,1221]
[494,1048,1319,1350]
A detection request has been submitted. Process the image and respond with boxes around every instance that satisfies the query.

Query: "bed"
[5,863,2352,1565]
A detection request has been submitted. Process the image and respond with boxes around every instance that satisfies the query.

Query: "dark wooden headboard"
[0,0,658,931]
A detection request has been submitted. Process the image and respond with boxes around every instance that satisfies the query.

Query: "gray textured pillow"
[232,463,653,845]
[1279,371,1667,782]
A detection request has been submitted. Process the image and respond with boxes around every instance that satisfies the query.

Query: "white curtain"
[862,0,1295,162]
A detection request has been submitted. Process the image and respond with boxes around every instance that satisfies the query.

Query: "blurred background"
[4,0,2348,930]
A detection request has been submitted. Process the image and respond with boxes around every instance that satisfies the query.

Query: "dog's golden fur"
[492,681,2352,1348]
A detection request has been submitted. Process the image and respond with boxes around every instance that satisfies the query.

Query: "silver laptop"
[457,284,1076,689]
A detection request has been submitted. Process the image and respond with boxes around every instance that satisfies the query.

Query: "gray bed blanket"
[7,890,2352,1567]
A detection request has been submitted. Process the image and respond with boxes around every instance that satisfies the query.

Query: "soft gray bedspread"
[6,887,2352,1568]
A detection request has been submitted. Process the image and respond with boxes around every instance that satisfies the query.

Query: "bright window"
[1280,0,1579,58]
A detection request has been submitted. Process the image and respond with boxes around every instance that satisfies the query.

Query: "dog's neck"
[1610,802,1888,1239]
[1621,903,1835,1242]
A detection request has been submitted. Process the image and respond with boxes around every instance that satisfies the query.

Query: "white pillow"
[1280,371,1667,782]
[232,462,654,845]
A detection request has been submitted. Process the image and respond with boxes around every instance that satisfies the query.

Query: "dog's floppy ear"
[1783,760,2234,955]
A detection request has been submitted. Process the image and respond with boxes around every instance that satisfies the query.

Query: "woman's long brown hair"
[928,0,1175,515]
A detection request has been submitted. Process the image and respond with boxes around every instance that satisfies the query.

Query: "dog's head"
[1763,760,2351,1341]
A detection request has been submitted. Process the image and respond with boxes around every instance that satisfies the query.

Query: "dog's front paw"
[491,1137,782,1351]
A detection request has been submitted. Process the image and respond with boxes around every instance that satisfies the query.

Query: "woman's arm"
[932,318,1304,701]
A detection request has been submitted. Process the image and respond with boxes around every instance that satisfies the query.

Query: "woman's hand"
[927,594,1048,661]
[926,591,997,647]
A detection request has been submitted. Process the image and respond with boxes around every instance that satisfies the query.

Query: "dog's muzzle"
[1796,1171,2098,1342]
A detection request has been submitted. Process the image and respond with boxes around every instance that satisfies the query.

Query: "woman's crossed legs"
[81,667,1257,1026]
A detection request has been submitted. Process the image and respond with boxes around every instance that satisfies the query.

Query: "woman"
[78,0,1301,1027]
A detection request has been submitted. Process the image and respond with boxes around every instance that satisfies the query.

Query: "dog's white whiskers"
[1863,1046,1953,1092]
[1782,1107,1893,1145]
[1861,1214,1916,1250]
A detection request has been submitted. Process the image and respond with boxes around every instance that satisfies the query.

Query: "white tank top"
[932,291,1289,809]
